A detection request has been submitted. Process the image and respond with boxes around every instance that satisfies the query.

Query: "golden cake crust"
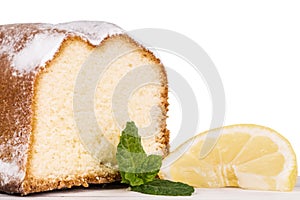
[0,22,169,195]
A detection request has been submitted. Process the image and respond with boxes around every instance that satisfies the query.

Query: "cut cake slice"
[0,21,169,195]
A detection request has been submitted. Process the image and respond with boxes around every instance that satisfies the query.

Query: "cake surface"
[0,21,169,195]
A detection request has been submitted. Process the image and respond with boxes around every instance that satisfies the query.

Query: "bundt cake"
[0,21,169,195]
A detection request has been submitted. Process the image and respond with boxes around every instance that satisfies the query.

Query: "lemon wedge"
[159,124,297,191]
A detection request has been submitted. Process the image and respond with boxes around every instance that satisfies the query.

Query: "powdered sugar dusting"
[0,21,124,73]
[13,33,65,72]
[0,160,25,185]
[56,21,123,46]
[0,130,28,186]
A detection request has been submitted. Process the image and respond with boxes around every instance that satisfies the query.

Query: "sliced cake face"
[27,35,168,190]
[0,22,169,195]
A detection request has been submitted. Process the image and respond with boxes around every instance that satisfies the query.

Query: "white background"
[1,0,300,171]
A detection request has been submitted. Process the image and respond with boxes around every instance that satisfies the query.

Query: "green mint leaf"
[116,122,162,186]
[141,154,161,173]
[116,121,194,196]
[131,179,195,196]
[118,121,145,153]
[123,173,144,186]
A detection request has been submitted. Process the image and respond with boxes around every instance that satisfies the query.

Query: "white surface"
[0,177,299,199]
[0,0,300,196]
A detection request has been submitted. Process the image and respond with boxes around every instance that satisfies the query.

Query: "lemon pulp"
[159,124,297,191]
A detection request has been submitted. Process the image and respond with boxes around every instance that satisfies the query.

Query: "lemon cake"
[0,21,169,195]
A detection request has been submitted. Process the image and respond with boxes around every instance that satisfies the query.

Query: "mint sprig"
[116,121,161,186]
[116,121,194,196]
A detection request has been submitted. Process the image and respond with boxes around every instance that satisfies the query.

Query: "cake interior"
[24,35,166,192]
